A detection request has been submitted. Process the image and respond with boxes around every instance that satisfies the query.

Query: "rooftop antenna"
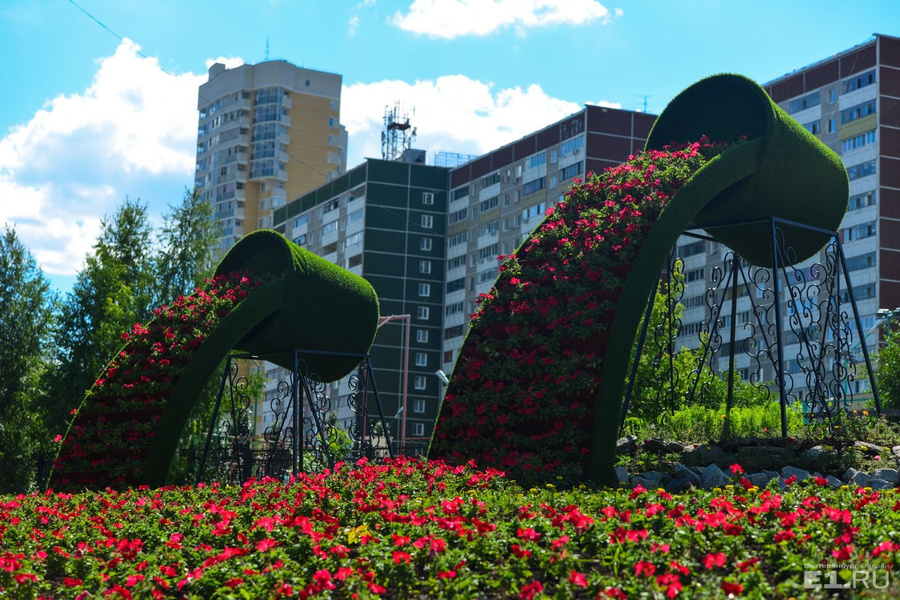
[637,94,652,112]
[265,37,269,61]
[381,101,416,161]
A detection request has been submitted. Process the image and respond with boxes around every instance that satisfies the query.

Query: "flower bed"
[431,139,737,488]
[1,458,898,598]
[51,272,265,492]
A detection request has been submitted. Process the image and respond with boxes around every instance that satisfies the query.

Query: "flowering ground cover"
[431,139,737,488]
[51,272,265,492]
[2,457,898,599]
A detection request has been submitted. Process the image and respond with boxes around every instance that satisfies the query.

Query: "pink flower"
[569,570,588,588]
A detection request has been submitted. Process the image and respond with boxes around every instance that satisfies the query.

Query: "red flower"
[520,581,543,599]
[569,570,588,588]
[634,561,656,577]
[392,550,412,564]
[703,552,726,570]
[721,581,743,595]
[256,538,279,553]
[729,464,744,476]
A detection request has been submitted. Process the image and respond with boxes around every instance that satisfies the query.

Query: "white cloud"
[588,99,622,109]
[349,0,377,35]
[0,41,219,280]
[390,0,620,39]
[342,75,582,167]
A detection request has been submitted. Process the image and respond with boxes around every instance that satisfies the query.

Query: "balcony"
[281,95,292,110]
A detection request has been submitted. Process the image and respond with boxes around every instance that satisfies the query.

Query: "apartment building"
[195,60,347,255]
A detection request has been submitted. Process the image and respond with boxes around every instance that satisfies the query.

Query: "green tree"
[155,188,219,305]
[43,198,156,434]
[0,225,57,492]
[874,322,900,411]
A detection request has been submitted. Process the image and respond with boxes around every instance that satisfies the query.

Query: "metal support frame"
[619,216,881,437]
[196,349,394,485]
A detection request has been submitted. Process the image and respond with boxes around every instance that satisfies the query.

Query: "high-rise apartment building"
[195,60,347,254]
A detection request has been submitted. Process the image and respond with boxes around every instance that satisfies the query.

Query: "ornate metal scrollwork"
[622,218,881,438]
[196,351,392,485]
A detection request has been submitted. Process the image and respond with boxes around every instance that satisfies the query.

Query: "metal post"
[196,357,232,484]
[292,350,301,476]
[619,275,661,434]
[723,257,739,441]
[769,219,789,437]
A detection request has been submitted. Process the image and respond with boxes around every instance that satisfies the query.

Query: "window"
[417,306,430,320]
[841,101,876,124]
[413,423,425,437]
[551,150,558,164]
[451,187,469,201]
[413,399,426,413]
[479,243,499,262]
[418,283,431,297]
[447,256,466,271]
[422,192,434,205]
[443,350,454,364]
[686,268,705,282]
[479,195,500,212]
[523,177,546,196]
[788,92,820,114]
[448,232,468,248]
[827,119,836,134]
[846,160,876,180]
[481,173,501,188]
[842,130,876,153]
[421,237,432,251]
[415,352,428,367]
[419,260,431,274]
[550,176,557,189]
[560,135,584,154]
[447,278,465,293]
[329,117,335,127]
[678,241,705,257]
[842,220,876,242]
[348,208,364,224]
[414,376,427,390]
[445,301,465,316]
[559,162,583,181]
[529,153,546,168]
[448,208,467,225]
[444,324,465,339]
[479,221,500,237]
[522,202,546,223]
[293,234,306,246]
[802,121,820,135]
[845,252,876,271]
[421,214,433,229]
[829,89,836,104]
[344,232,363,249]
[416,329,429,343]
[320,221,337,236]
[323,199,339,213]
[478,268,498,283]
[848,191,876,210]
[843,70,876,93]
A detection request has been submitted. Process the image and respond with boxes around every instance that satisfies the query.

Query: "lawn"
[2,456,898,599]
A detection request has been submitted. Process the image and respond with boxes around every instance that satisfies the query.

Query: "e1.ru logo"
[804,569,889,590]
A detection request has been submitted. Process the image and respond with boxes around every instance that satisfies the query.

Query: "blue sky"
[1,0,898,295]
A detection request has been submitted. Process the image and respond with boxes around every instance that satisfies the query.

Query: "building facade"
[195,60,347,254]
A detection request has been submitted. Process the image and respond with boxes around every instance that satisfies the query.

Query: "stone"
[891,446,900,459]
[616,435,638,454]
[781,466,810,482]
[802,445,827,460]
[870,469,900,484]
[632,471,664,489]
[854,441,884,454]
[842,467,860,483]
[851,471,870,487]
[665,477,695,494]
[615,466,630,486]
[826,476,843,488]
[736,445,789,469]
[699,463,730,490]
[682,443,725,467]
[642,438,670,453]
[747,471,778,488]
[870,479,895,490]
[673,463,701,486]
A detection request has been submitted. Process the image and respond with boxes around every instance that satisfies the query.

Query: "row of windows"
[841,130,876,153]
[841,220,876,242]
[478,268,498,283]
[448,208,467,225]
[448,232,467,248]
[560,135,584,155]
[447,256,466,271]
[841,101,876,125]
[789,92,820,114]
[480,195,500,212]
[446,301,465,315]
[479,220,499,237]
[529,153,546,168]
[523,177,546,196]
[678,241,705,257]
[559,162,583,181]
[481,173,501,188]
[843,70,876,93]
[848,191,876,211]
[522,202,546,223]
[847,160,876,180]
[685,268,705,282]
[846,252,876,271]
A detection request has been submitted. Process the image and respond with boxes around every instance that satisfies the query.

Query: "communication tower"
[381,102,416,161]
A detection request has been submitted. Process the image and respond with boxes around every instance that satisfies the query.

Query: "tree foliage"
[0,225,56,492]
[874,324,900,411]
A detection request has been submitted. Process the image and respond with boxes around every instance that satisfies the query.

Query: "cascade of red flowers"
[430,138,735,487]
[51,272,265,492]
